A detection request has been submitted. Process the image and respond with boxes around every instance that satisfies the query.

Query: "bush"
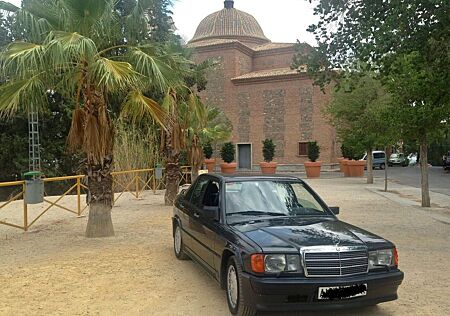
[220,142,235,163]
[262,139,276,162]
[340,139,365,160]
[341,143,351,159]
[308,141,320,162]
[202,142,213,159]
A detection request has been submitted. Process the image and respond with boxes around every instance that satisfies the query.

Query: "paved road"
[373,165,450,196]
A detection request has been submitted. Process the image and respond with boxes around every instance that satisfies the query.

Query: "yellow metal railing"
[0,167,191,231]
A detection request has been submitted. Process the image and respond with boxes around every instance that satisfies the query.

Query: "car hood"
[232,217,391,252]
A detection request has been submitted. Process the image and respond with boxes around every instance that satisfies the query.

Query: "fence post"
[23,182,28,231]
[152,169,156,194]
[76,177,81,216]
[135,173,139,198]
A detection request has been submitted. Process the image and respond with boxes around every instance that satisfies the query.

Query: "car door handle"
[193,212,200,219]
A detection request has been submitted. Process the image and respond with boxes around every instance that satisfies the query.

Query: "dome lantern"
[224,1,234,9]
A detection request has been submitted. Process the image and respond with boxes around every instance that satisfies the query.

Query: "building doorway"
[237,144,252,170]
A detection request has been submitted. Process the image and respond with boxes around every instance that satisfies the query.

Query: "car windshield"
[225,180,330,222]
[390,154,399,158]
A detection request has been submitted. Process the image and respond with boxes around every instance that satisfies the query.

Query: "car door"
[188,178,221,275]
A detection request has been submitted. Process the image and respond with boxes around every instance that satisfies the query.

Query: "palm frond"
[128,47,177,92]
[0,76,45,119]
[23,0,62,30]
[67,108,86,152]
[46,31,98,65]
[15,8,52,42]
[121,90,167,129]
[91,58,138,92]
[0,1,19,12]
[1,42,45,78]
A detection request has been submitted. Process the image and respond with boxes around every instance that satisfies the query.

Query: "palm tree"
[0,0,188,237]
[186,102,232,181]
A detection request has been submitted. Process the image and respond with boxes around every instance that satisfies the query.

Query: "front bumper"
[240,270,404,311]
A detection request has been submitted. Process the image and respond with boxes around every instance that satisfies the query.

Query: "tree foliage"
[326,73,396,153]
[297,0,450,206]
[0,0,191,236]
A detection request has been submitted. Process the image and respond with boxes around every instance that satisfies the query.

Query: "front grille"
[303,248,368,277]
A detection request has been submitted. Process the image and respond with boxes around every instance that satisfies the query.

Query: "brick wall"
[192,44,338,166]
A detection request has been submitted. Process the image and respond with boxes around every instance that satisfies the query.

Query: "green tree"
[0,0,188,237]
[296,0,450,207]
[326,73,396,184]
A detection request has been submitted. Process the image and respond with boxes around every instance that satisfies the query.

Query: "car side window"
[202,181,220,207]
[189,177,210,208]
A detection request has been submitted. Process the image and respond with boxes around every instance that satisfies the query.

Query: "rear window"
[373,153,385,159]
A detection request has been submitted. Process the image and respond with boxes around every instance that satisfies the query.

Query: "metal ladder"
[28,105,41,172]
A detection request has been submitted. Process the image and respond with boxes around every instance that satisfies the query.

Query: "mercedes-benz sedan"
[172,174,404,315]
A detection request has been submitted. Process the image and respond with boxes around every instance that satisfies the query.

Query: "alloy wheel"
[227,264,239,309]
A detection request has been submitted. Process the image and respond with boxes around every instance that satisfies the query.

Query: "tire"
[226,257,256,316]
[379,163,385,170]
[173,224,189,260]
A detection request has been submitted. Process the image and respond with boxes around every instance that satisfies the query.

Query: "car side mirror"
[203,205,219,221]
[330,206,340,215]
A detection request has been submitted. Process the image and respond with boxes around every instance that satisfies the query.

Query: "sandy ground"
[1,178,450,316]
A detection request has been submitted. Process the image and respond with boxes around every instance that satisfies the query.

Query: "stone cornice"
[231,72,308,85]
[189,40,255,56]
[189,41,297,58]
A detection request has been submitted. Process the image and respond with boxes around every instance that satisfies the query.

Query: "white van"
[361,151,386,169]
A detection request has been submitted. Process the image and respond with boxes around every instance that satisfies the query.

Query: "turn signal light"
[393,247,399,267]
[251,254,265,273]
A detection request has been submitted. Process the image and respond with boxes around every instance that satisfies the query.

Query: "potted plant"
[304,141,322,178]
[340,143,351,176]
[220,142,237,174]
[202,142,215,173]
[260,139,277,174]
[348,153,366,177]
[344,143,366,177]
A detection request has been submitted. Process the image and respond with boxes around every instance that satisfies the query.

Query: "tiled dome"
[190,1,270,45]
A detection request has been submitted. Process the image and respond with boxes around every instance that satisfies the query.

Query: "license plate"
[318,284,367,300]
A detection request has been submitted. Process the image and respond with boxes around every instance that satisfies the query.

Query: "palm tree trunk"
[85,157,115,238]
[367,148,374,184]
[420,137,431,207]
[191,165,199,182]
[165,160,180,206]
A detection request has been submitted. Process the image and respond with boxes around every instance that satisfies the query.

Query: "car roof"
[202,173,302,183]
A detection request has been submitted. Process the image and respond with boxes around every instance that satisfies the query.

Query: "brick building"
[187,0,338,169]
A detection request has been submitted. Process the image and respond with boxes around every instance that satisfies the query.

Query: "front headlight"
[369,248,397,270]
[251,254,301,273]
[265,254,286,272]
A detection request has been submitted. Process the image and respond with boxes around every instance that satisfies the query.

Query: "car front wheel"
[226,257,256,316]
[174,224,189,260]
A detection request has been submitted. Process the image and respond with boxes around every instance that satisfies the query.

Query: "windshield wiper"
[227,211,287,217]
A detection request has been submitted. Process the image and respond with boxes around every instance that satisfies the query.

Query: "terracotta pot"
[220,162,237,174]
[337,157,345,172]
[347,160,366,177]
[259,162,277,174]
[204,158,216,173]
[342,159,350,177]
[304,161,322,178]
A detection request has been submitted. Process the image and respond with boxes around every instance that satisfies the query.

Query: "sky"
[5,0,318,45]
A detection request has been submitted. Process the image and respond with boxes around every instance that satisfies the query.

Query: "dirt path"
[1,179,449,315]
